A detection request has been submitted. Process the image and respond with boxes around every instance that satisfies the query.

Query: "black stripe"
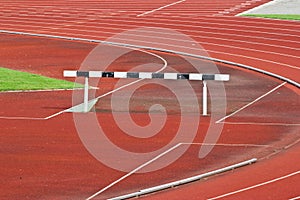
[202,74,215,80]
[177,73,189,80]
[77,71,89,77]
[127,72,139,78]
[152,73,164,79]
[102,72,114,77]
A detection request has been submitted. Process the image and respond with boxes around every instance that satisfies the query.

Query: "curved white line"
[208,170,300,200]
[137,0,186,17]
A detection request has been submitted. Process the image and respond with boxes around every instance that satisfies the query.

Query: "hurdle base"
[65,98,98,113]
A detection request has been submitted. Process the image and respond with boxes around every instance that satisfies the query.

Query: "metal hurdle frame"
[64,70,230,116]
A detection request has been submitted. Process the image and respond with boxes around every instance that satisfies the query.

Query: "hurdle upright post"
[202,80,208,116]
[83,77,89,113]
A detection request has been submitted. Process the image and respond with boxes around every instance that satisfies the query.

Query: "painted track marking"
[137,0,186,17]
[181,142,270,148]
[208,170,300,200]
[290,196,300,200]
[0,116,45,120]
[86,143,182,200]
[216,82,287,123]
[220,122,300,126]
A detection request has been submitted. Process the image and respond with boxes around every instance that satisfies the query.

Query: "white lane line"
[216,82,287,123]
[86,143,182,200]
[220,122,300,126]
[208,170,300,200]
[44,110,67,120]
[0,88,82,93]
[181,142,270,148]
[290,196,300,200]
[0,116,45,120]
[137,0,186,17]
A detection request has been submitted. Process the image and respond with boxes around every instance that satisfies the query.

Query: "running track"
[0,0,299,199]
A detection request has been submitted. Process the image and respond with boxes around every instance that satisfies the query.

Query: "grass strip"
[243,14,300,21]
[0,67,82,91]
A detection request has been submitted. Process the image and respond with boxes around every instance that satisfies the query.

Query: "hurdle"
[63,71,230,115]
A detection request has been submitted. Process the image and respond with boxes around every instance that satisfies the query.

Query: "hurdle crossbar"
[63,70,230,115]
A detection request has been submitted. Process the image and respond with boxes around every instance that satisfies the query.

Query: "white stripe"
[113,72,127,78]
[290,196,300,200]
[0,116,44,120]
[0,88,83,93]
[216,82,287,123]
[137,0,186,17]
[180,142,270,148]
[214,74,230,81]
[189,73,203,81]
[89,71,102,78]
[208,170,300,200]
[220,122,300,126]
[86,143,182,200]
[44,110,66,120]
[139,72,152,79]
[163,73,177,80]
[63,70,77,77]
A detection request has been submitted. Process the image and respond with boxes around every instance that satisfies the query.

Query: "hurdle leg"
[202,80,208,116]
[84,77,89,113]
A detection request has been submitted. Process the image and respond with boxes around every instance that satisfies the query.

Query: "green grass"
[243,14,300,21]
[0,67,82,92]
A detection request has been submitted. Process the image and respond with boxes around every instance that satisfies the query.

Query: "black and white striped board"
[63,71,230,81]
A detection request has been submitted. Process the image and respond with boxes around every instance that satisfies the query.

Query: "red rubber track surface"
[0,1,299,200]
